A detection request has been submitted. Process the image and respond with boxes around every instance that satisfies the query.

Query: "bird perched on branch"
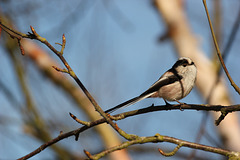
[105,57,197,113]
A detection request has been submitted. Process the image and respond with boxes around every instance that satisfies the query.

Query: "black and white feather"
[105,57,197,113]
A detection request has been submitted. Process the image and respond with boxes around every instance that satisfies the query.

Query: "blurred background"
[0,0,240,159]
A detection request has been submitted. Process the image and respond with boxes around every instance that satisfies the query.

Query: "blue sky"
[1,0,240,159]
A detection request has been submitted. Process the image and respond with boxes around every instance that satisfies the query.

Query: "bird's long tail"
[105,93,153,113]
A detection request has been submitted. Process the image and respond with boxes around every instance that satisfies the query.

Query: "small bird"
[105,57,197,113]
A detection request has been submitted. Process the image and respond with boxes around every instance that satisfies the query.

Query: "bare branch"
[2,11,240,160]
[69,112,91,126]
[0,21,134,141]
[17,103,240,159]
[158,144,182,157]
[52,66,69,73]
[89,133,239,159]
[203,0,240,95]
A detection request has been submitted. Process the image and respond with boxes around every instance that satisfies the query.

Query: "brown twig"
[89,133,239,160]
[215,110,229,126]
[203,0,240,95]
[2,19,240,160]
[17,103,240,159]
[0,21,136,141]
[17,38,25,55]
[158,144,182,157]
[69,112,91,126]
[52,66,69,73]
[191,4,240,158]
[84,150,94,159]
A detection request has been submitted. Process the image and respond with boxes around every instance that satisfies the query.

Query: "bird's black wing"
[105,70,182,113]
[140,73,181,96]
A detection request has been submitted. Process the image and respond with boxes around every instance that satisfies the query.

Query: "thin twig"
[158,144,182,157]
[194,5,240,158]
[17,38,25,55]
[89,133,238,160]
[2,18,240,160]
[17,103,240,159]
[52,66,69,73]
[69,112,91,126]
[203,0,240,95]
[0,21,136,141]
[215,109,229,126]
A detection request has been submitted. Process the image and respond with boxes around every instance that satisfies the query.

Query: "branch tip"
[59,33,66,55]
[158,144,182,157]
[69,112,75,119]
[203,0,240,95]
[69,112,90,126]
[62,34,66,43]
[30,25,36,35]
[75,132,80,141]
[84,149,93,159]
[52,66,68,73]
[215,110,229,126]
[17,39,25,55]
[55,42,62,46]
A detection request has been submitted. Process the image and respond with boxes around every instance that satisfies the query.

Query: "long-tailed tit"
[105,57,197,113]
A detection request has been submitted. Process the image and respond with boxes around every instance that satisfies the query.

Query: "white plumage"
[105,57,197,113]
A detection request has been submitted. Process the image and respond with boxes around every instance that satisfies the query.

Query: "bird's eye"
[182,63,187,67]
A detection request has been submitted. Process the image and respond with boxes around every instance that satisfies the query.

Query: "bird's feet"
[175,100,186,111]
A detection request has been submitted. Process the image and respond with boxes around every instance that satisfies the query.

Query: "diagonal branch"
[2,14,240,160]
[0,21,137,141]
[17,103,240,159]
[203,0,240,95]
